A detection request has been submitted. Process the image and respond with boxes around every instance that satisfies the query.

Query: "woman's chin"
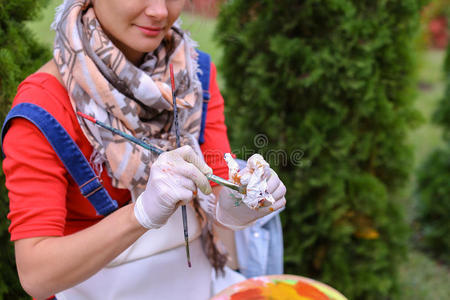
[132,40,163,54]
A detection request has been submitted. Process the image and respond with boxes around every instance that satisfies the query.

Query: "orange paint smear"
[294,282,329,300]
[232,173,241,185]
[230,288,265,300]
[229,280,330,300]
[258,199,265,208]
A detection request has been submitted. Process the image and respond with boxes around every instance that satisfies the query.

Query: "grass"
[410,50,446,166]
[398,251,450,299]
[28,0,60,47]
[181,13,222,66]
[29,2,449,299]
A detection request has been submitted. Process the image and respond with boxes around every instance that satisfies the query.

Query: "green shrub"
[416,39,450,265]
[0,1,51,298]
[216,1,424,299]
[416,148,450,264]
[434,44,450,138]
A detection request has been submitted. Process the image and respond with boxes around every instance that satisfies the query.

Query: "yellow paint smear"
[261,282,310,300]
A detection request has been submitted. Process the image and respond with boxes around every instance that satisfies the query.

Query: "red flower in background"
[428,16,448,49]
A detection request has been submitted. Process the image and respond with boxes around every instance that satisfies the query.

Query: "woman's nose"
[144,0,169,21]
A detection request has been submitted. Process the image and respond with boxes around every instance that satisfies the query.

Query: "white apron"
[56,206,213,300]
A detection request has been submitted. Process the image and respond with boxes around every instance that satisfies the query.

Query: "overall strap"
[196,49,211,145]
[1,103,118,216]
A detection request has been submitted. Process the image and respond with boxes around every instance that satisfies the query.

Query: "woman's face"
[93,0,186,65]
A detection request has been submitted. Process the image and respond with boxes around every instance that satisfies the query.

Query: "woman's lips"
[136,25,163,37]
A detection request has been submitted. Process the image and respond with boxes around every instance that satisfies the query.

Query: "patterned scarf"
[53,0,203,198]
[52,0,226,271]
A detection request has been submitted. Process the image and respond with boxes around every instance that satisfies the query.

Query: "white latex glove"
[216,156,286,230]
[197,188,217,218]
[134,145,213,229]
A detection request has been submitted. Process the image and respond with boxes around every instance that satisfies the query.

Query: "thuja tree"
[0,1,51,298]
[416,42,450,264]
[216,1,425,299]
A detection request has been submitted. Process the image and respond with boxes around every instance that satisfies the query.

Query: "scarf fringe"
[90,149,106,176]
[51,0,71,31]
[174,19,203,97]
[192,196,228,274]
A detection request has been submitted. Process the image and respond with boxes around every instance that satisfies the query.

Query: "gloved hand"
[196,188,217,218]
[134,145,213,229]
[216,156,286,230]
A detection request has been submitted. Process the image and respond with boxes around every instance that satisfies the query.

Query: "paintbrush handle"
[170,64,191,267]
[98,121,164,155]
[77,111,244,194]
[170,65,181,149]
[206,174,243,193]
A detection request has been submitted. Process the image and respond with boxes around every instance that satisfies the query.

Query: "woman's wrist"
[125,202,149,234]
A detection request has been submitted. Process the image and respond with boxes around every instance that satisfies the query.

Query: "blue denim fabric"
[195,49,211,145]
[234,211,284,278]
[233,159,284,278]
[1,103,118,216]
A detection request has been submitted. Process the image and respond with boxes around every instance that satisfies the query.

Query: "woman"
[2,0,286,299]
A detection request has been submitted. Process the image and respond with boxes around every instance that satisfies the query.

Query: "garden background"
[0,0,449,299]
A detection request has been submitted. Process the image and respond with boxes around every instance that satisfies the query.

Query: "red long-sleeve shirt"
[3,62,231,241]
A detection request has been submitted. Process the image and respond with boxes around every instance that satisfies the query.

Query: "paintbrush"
[76,67,241,267]
[76,112,245,193]
[169,64,191,268]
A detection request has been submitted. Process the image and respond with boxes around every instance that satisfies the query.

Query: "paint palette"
[211,274,348,300]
